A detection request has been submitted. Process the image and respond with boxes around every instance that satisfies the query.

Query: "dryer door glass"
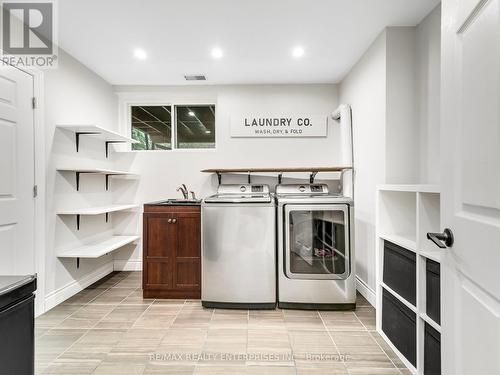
[284,204,350,280]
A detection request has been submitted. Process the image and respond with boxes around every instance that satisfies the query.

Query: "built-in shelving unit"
[376,184,442,375]
[57,124,139,157]
[55,125,140,267]
[57,168,138,190]
[201,166,352,184]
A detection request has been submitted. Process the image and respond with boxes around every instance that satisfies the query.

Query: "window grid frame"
[127,102,216,152]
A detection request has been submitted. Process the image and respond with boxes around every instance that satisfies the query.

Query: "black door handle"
[427,228,454,248]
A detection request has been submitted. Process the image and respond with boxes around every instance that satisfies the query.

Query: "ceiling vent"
[184,74,206,81]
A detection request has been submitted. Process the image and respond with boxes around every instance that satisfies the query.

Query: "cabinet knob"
[167,219,172,223]
[172,218,177,223]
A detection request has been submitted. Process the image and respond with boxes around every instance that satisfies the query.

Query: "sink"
[156,199,201,206]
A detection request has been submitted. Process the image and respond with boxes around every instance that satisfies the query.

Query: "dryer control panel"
[217,184,270,195]
[276,184,329,195]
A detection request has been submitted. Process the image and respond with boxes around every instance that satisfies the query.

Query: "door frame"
[14,65,46,316]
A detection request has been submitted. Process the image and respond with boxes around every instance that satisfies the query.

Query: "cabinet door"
[144,214,177,289]
[173,212,201,290]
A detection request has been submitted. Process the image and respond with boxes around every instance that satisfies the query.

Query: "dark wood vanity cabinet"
[143,205,201,299]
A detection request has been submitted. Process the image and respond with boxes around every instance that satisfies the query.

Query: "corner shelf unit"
[376,184,442,375]
[56,124,139,157]
[54,124,141,269]
[57,168,138,191]
[57,235,140,268]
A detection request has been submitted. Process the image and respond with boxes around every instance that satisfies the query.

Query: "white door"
[0,66,35,276]
[440,0,500,374]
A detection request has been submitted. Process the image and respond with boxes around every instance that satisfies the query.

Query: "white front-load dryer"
[276,184,356,310]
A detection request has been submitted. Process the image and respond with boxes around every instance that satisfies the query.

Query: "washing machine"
[202,184,276,309]
[276,183,356,310]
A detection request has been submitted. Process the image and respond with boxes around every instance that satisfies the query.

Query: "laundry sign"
[230,115,328,138]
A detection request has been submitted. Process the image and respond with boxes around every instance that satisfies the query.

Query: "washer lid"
[205,184,272,203]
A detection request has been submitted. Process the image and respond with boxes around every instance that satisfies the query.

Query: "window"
[175,105,215,149]
[130,104,215,150]
[131,106,172,150]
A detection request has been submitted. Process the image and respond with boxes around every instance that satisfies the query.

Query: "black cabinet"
[0,275,37,375]
[383,241,416,305]
[424,323,441,375]
[426,259,441,324]
[382,288,417,366]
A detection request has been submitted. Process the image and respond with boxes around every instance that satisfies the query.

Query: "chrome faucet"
[176,185,189,199]
[190,191,197,200]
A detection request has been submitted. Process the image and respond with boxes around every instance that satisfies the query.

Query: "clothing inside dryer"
[288,209,347,276]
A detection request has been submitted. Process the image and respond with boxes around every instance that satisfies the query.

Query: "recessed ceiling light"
[133,48,147,60]
[188,111,195,116]
[211,47,223,59]
[292,46,305,58]
[205,130,212,134]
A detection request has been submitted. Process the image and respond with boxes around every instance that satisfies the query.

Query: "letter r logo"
[2,2,53,54]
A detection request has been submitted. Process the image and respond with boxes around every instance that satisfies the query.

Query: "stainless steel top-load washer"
[202,184,276,309]
[276,183,356,310]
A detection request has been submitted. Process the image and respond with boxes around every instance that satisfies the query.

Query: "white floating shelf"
[378,184,440,193]
[56,204,139,216]
[57,124,139,157]
[57,168,138,191]
[57,124,138,143]
[57,167,137,175]
[57,235,139,259]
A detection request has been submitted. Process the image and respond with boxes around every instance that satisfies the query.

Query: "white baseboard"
[356,276,376,307]
[44,261,114,312]
[114,259,142,271]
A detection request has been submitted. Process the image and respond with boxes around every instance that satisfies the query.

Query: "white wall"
[416,5,441,184]
[386,27,419,184]
[338,5,441,301]
[43,49,121,310]
[112,84,342,269]
[339,32,387,298]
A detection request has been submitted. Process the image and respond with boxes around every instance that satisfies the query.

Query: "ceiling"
[58,0,440,86]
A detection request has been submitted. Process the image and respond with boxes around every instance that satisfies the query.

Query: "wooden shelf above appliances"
[201,166,353,184]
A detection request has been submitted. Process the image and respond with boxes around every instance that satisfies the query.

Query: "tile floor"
[36,271,410,374]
